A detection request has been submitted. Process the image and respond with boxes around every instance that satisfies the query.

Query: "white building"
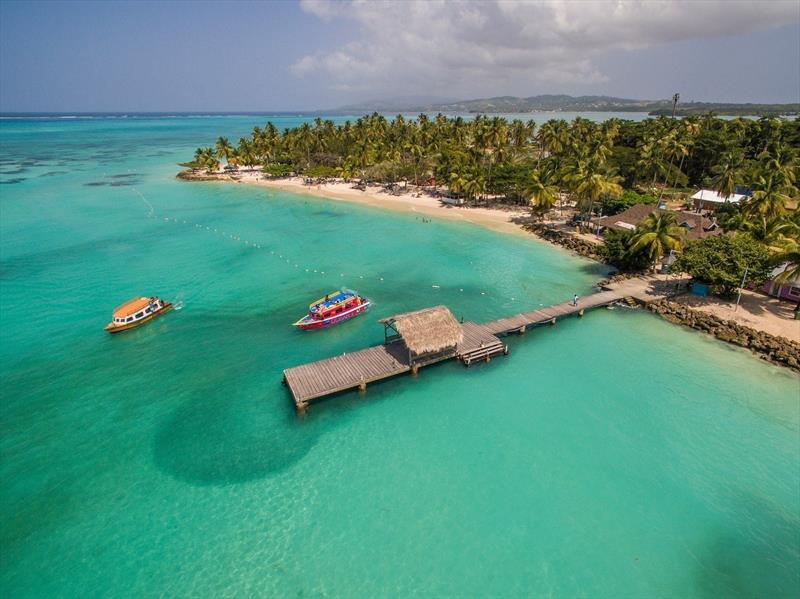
[691,189,747,211]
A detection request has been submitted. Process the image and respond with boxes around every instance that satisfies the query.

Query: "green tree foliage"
[304,165,338,178]
[261,163,294,178]
[598,229,651,271]
[629,212,685,270]
[600,190,657,215]
[674,234,773,296]
[191,113,799,209]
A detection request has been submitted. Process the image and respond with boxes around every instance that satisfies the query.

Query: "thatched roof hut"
[380,306,463,357]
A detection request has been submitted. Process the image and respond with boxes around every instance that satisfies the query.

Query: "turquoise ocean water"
[1,114,798,598]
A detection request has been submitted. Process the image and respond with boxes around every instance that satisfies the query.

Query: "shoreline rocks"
[176,170,227,181]
[647,299,800,373]
[522,222,606,261]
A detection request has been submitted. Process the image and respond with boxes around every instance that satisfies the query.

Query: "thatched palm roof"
[380,306,463,356]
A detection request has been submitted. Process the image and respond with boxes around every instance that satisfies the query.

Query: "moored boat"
[104,296,172,333]
[293,289,370,330]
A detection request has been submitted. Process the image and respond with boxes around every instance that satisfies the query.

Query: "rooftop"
[595,204,722,241]
[112,297,151,318]
[380,305,463,356]
[691,189,747,204]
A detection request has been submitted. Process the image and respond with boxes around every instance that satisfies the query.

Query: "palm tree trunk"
[670,153,686,191]
[659,156,675,201]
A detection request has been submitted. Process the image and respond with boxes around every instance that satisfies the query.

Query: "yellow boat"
[104,296,172,334]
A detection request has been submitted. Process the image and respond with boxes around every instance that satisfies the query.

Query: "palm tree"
[636,139,666,190]
[463,173,485,203]
[194,147,218,173]
[567,156,622,223]
[710,149,745,198]
[771,249,800,286]
[294,123,314,168]
[630,211,685,271]
[524,170,559,216]
[448,172,467,197]
[658,132,688,200]
[746,173,793,219]
[404,139,425,185]
[215,137,232,165]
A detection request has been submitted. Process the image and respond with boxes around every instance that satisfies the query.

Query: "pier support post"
[358,379,367,394]
[550,318,557,326]
[518,325,526,335]
[503,345,509,356]
[578,309,584,318]
[411,364,419,376]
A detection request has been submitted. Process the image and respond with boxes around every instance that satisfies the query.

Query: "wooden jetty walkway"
[283,277,680,411]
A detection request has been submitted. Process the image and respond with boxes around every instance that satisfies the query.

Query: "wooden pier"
[283,277,679,411]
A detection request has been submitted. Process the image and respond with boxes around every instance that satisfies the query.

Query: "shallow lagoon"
[1,115,798,597]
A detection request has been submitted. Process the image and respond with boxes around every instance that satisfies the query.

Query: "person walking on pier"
[573,294,579,306]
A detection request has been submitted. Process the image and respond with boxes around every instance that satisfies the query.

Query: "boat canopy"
[308,290,354,310]
[113,297,153,318]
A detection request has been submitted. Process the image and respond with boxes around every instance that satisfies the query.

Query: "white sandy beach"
[221,172,532,237]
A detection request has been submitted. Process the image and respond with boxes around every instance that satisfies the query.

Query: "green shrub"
[303,165,339,178]
[262,163,294,178]
[673,234,772,296]
[599,229,651,271]
[600,190,657,215]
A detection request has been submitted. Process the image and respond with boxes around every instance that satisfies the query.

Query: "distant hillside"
[334,94,799,116]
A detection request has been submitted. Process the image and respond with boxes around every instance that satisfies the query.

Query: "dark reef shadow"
[691,492,800,598]
[152,390,322,486]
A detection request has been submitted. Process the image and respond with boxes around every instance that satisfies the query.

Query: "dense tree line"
[187,113,799,289]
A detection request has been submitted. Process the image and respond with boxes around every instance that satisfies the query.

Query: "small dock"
[283,277,677,411]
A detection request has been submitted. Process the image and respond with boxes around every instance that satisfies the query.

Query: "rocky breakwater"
[647,299,800,373]
[524,223,605,261]
[176,170,229,181]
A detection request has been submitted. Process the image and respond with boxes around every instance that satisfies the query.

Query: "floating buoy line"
[132,187,547,309]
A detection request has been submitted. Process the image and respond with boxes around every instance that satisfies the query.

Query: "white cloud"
[294,0,798,98]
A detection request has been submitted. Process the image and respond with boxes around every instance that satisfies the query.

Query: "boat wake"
[173,293,185,311]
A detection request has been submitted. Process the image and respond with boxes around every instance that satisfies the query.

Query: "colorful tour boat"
[104,296,172,333]
[293,290,370,330]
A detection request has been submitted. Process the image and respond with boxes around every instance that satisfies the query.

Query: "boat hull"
[104,302,173,334]
[294,301,370,330]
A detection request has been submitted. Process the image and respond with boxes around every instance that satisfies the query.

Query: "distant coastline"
[333,94,800,117]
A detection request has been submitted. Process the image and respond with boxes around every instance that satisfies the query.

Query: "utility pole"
[735,266,748,312]
[671,93,680,118]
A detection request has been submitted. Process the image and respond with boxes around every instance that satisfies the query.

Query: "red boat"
[293,289,370,330]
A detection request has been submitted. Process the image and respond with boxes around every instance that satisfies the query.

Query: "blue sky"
[1,0,798,112]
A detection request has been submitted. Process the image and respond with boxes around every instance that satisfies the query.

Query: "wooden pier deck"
[283,343,411,407]
[283,277,680,411]
[482,290,622,336]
